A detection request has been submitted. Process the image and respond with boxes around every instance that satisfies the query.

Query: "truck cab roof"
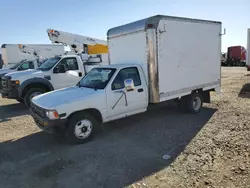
[99,63,142,70]
[59,54,80,58]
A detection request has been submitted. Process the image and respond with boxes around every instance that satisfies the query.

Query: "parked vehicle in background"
[247,28,250,71]
[1,44,65,68]
[221,45,247,67]
[0,53,105,107]
[0,59,43,91]
[30,15,222,144]
[0,54,3,69]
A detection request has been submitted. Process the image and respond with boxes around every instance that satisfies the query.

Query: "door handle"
[138,88,144,92]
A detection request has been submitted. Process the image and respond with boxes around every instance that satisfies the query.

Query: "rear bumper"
[30,109,68,134]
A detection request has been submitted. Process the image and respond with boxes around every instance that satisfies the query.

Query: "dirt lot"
[0,67,249,188]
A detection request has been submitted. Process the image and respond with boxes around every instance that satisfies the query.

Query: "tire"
[247,67,250,71]
[24,88,46,108]
[64,112,101,144]
[186,92,203,114]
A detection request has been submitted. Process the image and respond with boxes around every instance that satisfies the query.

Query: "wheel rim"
[193,96,201,111]
[30,92,42,100]
[74,119,93,139]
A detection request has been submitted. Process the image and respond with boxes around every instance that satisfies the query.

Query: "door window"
[56,58,79,71]
[112,67,141,90]
[18,61,34,70]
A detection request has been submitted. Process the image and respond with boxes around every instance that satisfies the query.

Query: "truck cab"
[31,64,148,143]
[1,54,97,107]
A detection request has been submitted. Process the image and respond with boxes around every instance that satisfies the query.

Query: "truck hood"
[32,86,102,109]
[0,68,13,77]
[5,69,44,80]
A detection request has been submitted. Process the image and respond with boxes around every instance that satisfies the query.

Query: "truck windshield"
[37,57,61,71]
[9,60,26,70]
[79,68,116,89]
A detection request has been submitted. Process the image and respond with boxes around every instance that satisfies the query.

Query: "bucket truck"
[0,44,65,94]
[1,44,65,68]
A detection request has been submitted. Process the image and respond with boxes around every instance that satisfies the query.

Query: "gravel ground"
[0,67,249,188]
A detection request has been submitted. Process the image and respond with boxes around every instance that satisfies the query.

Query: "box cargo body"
[1,44,65,68]
[107,15,222,103]
[247,29,250,71]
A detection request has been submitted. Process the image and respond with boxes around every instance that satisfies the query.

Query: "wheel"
[247,67,250,71]
[64,112,101,144]
[186,92,203,114]
[24,88,46,108]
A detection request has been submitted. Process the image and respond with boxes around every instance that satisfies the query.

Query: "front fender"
[18,77,54,97]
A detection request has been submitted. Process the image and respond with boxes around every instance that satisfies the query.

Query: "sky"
[0,0,249,52]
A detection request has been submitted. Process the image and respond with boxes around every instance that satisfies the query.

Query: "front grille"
[31,102,46,118]
[1,76,10,89]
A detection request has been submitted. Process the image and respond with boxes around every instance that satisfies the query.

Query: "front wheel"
[64,112,101,144]
[24,88,46,108]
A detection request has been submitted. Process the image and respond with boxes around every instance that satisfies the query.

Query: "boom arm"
[47,29,108,54]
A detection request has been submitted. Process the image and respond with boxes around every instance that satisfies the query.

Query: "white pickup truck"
[0,54,103,107]
[0,59,43,78]
[30,15,222,144]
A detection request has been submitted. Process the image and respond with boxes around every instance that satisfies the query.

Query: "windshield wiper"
[79,84,98,91]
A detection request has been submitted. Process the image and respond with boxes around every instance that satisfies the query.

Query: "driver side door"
[51,57,82,90]
[106,67,147,121]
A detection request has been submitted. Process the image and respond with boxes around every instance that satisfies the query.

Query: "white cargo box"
[107,15,222,103]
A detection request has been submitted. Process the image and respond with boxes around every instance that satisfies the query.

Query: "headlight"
[11,80,20,85]
[46,110,59,120]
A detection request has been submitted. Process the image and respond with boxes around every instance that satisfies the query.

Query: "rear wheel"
[186,92,203,114]
[24,88,46,108]
[64,112,101,144]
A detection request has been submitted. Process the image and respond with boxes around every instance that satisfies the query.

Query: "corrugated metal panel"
[107,15,221,39]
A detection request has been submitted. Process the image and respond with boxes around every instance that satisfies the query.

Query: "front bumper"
[0,76,19,99]
[1,88,19,99]
[30,104,68,134]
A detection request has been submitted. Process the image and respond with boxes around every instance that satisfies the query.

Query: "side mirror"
[124,79,134,92]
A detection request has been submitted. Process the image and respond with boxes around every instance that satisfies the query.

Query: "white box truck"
[1,44,65,68]
[247,28,250,71]
[30,15,222,144]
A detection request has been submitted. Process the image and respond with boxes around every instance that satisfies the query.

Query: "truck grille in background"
[1,76,10,89]
[31,102,46,118]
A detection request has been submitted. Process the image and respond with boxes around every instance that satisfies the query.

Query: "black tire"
[186,92,203,114]
[247,67,250,71]
[64,112,101,144]
[24,88,46,108]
